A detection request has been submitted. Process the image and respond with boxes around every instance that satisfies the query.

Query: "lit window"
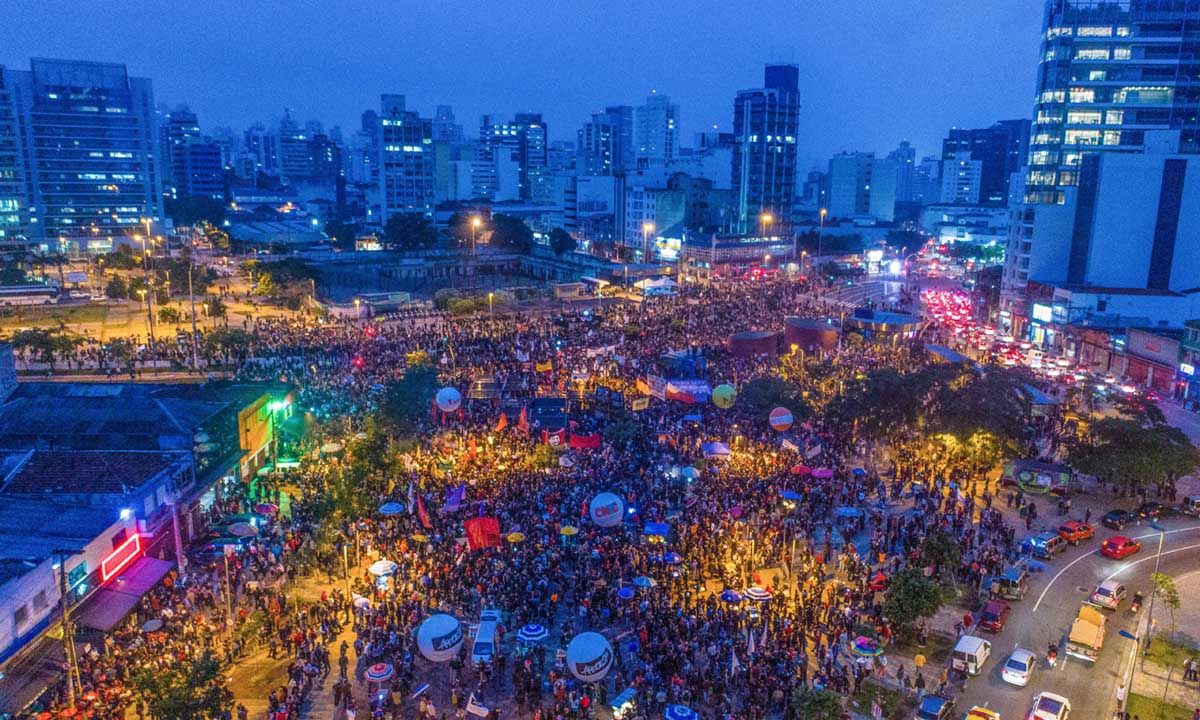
[1103,131,1121,146]
[1077,26,1113,37]
[1075,48,1110,60]
[1064,130,1100,146]
[1105,110,1124,124]
[1069,88,1095,103]
[1113,47,1132,60]
[1067,111,1102,124]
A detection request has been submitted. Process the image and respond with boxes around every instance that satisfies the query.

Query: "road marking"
[1102,542,1200,583]
[1032,524,1200,612]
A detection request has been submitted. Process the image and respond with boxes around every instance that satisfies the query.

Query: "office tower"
[940,152,984,204]
[162,106,223,200]
[636,92,679,168]
[0,67,30,249]
[732,64,800,232]
[888,141,917,202]
[377,94,434,220]
[868,158,898,222]
[481,113,547,200]
[306,133,341,184]
[276,110,312,185]
[941,120,1030,205]
[577,106,634,176]
[827,152,874,218]
[912,156,943,204]
[432,105,463,144]
[1026,0,1200,204]
[243,123,278,177]
[0,59,163,253]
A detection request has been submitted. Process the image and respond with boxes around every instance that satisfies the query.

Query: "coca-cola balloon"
[566,631,614,682]
[416,614,463,662]
[435,387,462,413]
[589,493,624,528]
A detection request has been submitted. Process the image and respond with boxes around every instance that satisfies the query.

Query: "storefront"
[1123,329,1181,393]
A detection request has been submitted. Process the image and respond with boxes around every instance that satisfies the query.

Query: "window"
[1078,26,1113,37]
[1064,130,1101,145]
[1116,26,1130,37]
[14,605,28,628]
[1113,46,1133,60]
[1070,88,1095,103]
[1039,90,1066,104]
[1088,70,1107,81]
[33,590,48,610]
[1105,110,1125,125]
[1114,87,1172,104]
[1067,111,1103,124]
[1076,48,1110,60]
[1104,131,1122,145]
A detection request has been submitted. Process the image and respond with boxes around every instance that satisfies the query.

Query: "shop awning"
[72,557,175,633]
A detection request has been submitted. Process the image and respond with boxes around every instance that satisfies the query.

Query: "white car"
[1001,647,1035,687]
[1029,691,1071,720]
[1089,580,1127,610]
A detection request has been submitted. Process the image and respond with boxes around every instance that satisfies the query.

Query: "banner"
[535,360,553,373]
[464,517,501,550]
[630,397,650,412]
[543,428,567,446]
[517,407,530,436]
[417,495,433,529]
[569,433,602,450]
[442,484,466,514]
[645,375,667,400]
[494,413,508,432]
[466,693,490,718]
[636,378,651,396]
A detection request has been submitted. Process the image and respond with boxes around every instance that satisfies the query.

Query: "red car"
[1101,536,1142,560]
[1058,521,1095,545]
[977,599,1012,632]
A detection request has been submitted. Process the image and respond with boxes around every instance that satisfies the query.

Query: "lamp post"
[759,211,774,238]
[354,298,362,318]
[488,291,494,321]
[641,221,655,264]
[1142,521,1167,669]
[817,208,828,290]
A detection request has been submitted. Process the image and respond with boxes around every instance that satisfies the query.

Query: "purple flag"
[442,483,466,514]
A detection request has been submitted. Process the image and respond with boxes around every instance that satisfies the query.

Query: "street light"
[470,215,482,254]
[817,208,828,287]
[354,298,362,318]
[1142,521,1168,669]
[641,221,655,264]
[488,291,494,320]
[759,212,774,237]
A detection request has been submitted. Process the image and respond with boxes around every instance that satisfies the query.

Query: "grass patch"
[1145,635,1200,669]
[1126,692,1195,720]
[891,631,955,666]
[850,681,914,720]
[0,303,112,330]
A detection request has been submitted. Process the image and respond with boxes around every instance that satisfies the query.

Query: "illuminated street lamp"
[488,291,494,320]
[471,215,482,254]
[759,211,774,237]
[641,221,655,263]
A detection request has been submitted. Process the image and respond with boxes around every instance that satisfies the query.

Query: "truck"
[1065,603,1106,663]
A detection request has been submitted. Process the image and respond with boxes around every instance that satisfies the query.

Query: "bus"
[0,283,60,306]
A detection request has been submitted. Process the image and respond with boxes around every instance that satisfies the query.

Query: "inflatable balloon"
[566,631,614,682]
[416,614,463,662]
[712,384,736,409]
[589,492,625,528]
[769,407,793,431]
[435,387,462,413]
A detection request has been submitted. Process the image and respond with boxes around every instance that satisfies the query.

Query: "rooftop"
[1,450,183,495]
[0,497,122,582]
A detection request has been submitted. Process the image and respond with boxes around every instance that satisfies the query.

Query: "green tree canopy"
[490,214,533,253]
[383,213,437,251]
[378,363,440,437]
[739,376,810,423]
[131,650,230,720]
[791,688,844,720]
[883,568,943,631]
[1069,417,1199,489]
[549,227,577,256]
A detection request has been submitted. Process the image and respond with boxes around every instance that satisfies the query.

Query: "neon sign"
[101,534,141,582]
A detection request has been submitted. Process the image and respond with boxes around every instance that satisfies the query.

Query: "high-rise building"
[888,141,917,203]
[0,67,31,249]
[377,94,434,221]
[635,92,679,168]
[577,106,634,176]
[161,106,223,200]
[732,64,800,232]
[481,113,547,200]
[432,105,463,144]
[1026,0,1200,205]
[0,59,163,254]
[827,152,874,218]
[939,152,984,205]
[276,110,313,185]
[941,120,1030,205]
[242,123,278,177]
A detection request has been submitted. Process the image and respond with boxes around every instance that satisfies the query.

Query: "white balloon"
[435,387,462,413]
[566,632,613,682]
[589,493,624,528]
[416,614,463,663]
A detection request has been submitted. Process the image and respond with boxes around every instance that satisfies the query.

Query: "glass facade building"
[1026,0,1200,204]
[377,94,435,221]
[0,67,30,250]
[732,64,800,233]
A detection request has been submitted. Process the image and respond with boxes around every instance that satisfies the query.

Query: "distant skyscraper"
[939,152,984,204]
[432,105,463,144]
[482,113,547,200]
[377,94,434,220]
[578,106,634,176]
[887,141,917,203]
[827,152,874,218]
[941,120,1029,205]
[162,106,223,200]
[635,93,679,168]
[0,67,30,249]
[0,59,163,253]
[276,110,313,185]
[1025,0,1200,204]
[732,64,800,232]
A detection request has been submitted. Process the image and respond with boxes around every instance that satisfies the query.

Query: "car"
[1137,501,1165,519]
[964,708,1000,720]
[1001,647,1035,686]
[1028,691,1071,720]
[1022,531,1068,559]
[915,695,956,720]
[1179,495,1200,517]
[1143,389,1161,402]
[976,599,1012,632]
[1101,535,1142,560]
[1089,579,1128,609]
[67,290,91,300]
[1101,509,1136,530]
[1057,520,1095,545]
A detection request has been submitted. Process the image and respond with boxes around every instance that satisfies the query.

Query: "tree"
[883,568,942,632]
[130,650,231,720]
[9,327,80,371]
[1152,572,1181,635]
[324,221,359,251]
[105,276,129,300]
[885,228,922,254]
[253,272,278,297]
[203,296,227,320]
[446,211,477,247]
[602,411,639,449]
[791,687,843,720]
[204,327,252,364]
[378,363,440,437]
[549,228,577,256]
[920,530,962,581]
[383,213,437,251]
[1069,417,1199,491]
[490,214,533,253]
[739,376,809,422]
[158,306,182,324]
[165,195,228,227]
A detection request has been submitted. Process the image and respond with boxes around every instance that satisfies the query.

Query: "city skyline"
[5,0,1044,166]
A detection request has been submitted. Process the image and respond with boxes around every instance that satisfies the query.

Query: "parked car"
[1028,692,1071,720]
[977,599,1012,632]
[985,566,1029,601]
[1179,495,1200,517]
[1100,535,1142,560]
[914,695,956,720]
[1089,579,1128,609]
[1001,647,1035,687]
[1101,509,1136,530]
[1022,531,1068,559]
[1137,501,1166,519]
[1057,520,1095,545]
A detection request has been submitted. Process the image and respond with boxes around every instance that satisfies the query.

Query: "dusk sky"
[6,0,1045,168]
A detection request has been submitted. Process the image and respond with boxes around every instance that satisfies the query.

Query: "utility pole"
[188,263,200,370]
[54,550,81,707]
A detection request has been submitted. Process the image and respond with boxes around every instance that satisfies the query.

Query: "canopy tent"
[634,277,679,296]
[701,442,731,458]
[72,557,175,633]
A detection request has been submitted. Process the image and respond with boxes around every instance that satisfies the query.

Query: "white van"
[471,608,502,667]
[951,635,992,676]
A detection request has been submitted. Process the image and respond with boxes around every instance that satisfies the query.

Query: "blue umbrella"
[852,467,867,476]
[780,490,803,501]
[665,706,699,720]
[680,466,700,480]
[643,522,670,537]
[663,551,683,565]
[616,587,636,601]
[517,624,549,643]
[632,575,656,588]
[720,589,742,604]
[833,506,862,518]
[379,501,405,515]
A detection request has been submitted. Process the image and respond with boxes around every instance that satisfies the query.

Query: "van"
[950,635,992,676]
[1022,531,1067,560]
[471,608,502,667]
[1179,495,1200,517]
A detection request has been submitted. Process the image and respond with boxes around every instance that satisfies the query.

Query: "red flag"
[417,494,432,529]
[467,437,478,461]
[517,406,529,436]
[494,413,508,432]
[569,433,602,450]
[464,517,501,551]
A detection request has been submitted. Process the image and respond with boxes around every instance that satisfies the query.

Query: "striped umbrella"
[365,662,394,683]
[517,624,549,644]
[664,705,699,720]
[379,501,405,515]
[368,559,398,576]
[744,586,773,602]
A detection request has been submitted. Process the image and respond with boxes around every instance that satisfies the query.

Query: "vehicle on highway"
[977,599,1012,632]
[950,635,992,676]
[915,695,956,720]
[67,289,91,300]
[985,566,1029,601]
[1001,647,1035,687]
[1100,535,1142,559]
[1089,579,1128,610]
[964,708,1000,720]
[1179,495,1200,517]
[1057,520,1094,545]
[1027,691,1071,720]
[1137,501,1169,519]
[1022,531,1067,559]
[1065,604,1106,663]
[1101,509,1136,530]
[0,283,60,306]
